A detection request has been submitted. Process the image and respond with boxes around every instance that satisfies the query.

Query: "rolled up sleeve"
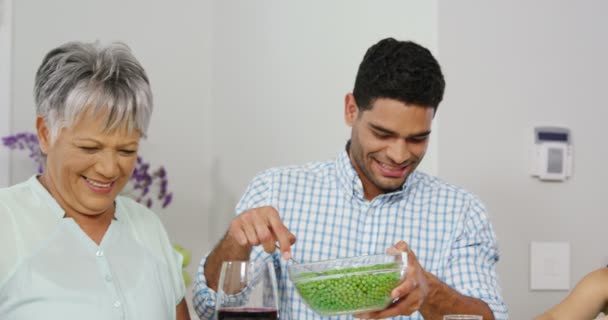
[443,196,509,319]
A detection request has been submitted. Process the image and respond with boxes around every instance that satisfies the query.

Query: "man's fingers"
[255,220,276,253]
[356,289,421,319]
[267,213,296,259]
[228,219,247,246]
[240,215,260,246]
[243,227,259,246]
[229,206,296,257]
[392,277,417,299]
[394,240,409,252]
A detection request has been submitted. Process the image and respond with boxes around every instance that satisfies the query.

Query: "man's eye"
[79,146,99,152]
[373,132,390,139]
[120,150,137,155]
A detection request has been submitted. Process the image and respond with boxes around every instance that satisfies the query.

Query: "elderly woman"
[0,41,190,319]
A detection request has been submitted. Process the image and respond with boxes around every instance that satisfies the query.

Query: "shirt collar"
[336,141,417,201]
[27,175,66,219]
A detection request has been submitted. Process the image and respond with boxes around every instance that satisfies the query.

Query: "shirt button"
[105,275,112,282]
[113,300,121,308]
[96,250,104,257]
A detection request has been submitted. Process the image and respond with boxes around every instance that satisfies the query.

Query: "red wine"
[217,308,278,320]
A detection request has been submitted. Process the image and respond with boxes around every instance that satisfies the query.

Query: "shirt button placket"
[96,249,124,319]
[360,201,375,254]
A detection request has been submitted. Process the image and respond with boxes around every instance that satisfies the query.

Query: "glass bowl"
[288,252,407,316]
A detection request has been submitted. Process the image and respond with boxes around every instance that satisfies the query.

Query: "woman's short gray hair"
[34,41,153,141]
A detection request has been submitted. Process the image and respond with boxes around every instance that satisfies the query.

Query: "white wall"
[0,0,11,187]
[207,0,439,250]
[438,1,608,318]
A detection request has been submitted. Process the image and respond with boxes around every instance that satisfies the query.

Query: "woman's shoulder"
[585,267,608,283]
[115,196,164,230]
[575,267,608,298]
[0,178,36,204]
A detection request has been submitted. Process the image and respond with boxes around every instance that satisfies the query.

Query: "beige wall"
[0,0,12,187]
[438,1,608,318]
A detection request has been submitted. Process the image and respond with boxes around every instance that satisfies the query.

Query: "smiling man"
[193,38,508,319]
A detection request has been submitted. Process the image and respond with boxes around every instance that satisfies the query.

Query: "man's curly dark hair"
[353,38,445,113]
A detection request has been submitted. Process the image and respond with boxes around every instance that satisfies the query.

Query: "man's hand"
[227,206,296,259]
[205,206,296,291]
[356,241,430,318]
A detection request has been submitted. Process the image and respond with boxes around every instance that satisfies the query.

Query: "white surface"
[530,241,570,290]
[0,0,12,187]
[531,126,572,181]
[438,1,608,318]
[538,143,567,181]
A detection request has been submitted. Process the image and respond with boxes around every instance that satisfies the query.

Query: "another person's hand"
[227,206,296,259]
[356,241,430,318]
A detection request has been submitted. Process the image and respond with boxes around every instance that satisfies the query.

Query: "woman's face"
[38,112,141,218]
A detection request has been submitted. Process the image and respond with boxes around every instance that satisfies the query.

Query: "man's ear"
[36,116,51,155]
[344,93,360,127]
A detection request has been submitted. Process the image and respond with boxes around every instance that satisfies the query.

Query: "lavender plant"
[1,132,173,209]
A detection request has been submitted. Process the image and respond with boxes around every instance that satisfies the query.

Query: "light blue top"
[0,176,185,320]
[193,150,508,319]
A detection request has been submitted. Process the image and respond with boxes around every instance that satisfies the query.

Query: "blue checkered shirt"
[193,150,508,319]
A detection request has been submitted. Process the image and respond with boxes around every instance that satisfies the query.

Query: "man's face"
[344,95,434,200]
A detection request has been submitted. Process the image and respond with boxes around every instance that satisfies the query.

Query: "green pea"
[293,263,402,315]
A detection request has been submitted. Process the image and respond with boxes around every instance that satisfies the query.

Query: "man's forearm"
[419,272,494,320]
[204,233,251,291]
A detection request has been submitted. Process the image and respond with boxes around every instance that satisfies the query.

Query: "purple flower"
[128,153,173,210]
[1,132,43,174]
[162,193,173,208]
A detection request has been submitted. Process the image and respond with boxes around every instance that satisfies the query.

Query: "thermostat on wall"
[531,126,572,181]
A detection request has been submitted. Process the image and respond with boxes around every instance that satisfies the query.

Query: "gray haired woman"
[0,41,190,320]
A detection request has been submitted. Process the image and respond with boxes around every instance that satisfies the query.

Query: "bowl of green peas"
[288,252,407,316]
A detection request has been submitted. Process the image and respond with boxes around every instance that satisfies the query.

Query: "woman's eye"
[79,146,99,152]
[120,150,137,155]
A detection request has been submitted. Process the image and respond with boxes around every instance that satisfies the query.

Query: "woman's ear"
[344,93,359,127]
[36,116,51,155]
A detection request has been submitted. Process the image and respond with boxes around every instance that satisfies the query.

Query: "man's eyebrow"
[409,130,432,138]
[369,123,431,137]
[369,123,396,135]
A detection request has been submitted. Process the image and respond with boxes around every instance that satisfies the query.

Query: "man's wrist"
[423,270,440,303]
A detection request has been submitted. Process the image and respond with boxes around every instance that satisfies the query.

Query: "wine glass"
[443,315,483,320]
[216,261,280,320]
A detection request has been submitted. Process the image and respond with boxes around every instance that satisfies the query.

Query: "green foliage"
[173,244,192,286]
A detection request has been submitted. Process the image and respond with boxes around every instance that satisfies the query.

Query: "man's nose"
[386,140,410,164]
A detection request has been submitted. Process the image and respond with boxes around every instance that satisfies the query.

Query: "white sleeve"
[156,218,187,305]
